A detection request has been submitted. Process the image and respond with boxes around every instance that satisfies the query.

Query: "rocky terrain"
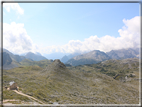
[3,58,140,105]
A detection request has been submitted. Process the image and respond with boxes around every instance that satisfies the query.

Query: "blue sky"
[3,2,140,56]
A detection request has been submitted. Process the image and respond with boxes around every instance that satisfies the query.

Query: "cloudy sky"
[3,2,140,56]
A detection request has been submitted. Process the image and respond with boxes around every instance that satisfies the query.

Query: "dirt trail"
[13,90,44,104]
[3,99,19,103]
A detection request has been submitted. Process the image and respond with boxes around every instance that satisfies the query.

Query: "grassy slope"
[3,58,140,104]
[19,59,52,68]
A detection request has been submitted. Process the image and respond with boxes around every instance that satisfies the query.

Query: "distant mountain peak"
[66,50,111,66]
[106,48,139,59]
[25,52,34,55]
[60,55,69,63]
[92,50,100,52]
[26,52,42,56]
[35,52,42,56]
[25,52,47,61]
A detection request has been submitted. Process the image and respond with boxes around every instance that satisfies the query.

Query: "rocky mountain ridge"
[106,48,139,59]
[66,48,139,66]
[2,48,140,69]
[66,50,111,66]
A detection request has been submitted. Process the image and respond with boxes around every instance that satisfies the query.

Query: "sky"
[3,2,140,57]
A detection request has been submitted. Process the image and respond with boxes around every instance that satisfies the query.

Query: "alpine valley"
[2,48,140,105]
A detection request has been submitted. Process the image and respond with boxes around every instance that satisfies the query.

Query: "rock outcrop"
[52,59,66,69]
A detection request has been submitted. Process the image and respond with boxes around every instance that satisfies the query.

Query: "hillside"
[19,59,52,69]
[3,58,140,104]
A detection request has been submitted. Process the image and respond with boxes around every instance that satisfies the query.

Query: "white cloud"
[118,16,140,48]
[3,3,24,15]
[41,16,140,54]
[3,22,37,54]
[3,16,140,55]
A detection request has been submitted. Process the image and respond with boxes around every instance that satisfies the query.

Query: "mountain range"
[1,47,140,69]
[65,48,139,66]
[1,49,47,69]
[3,49,26,62]
[106,48,139,59]
[24,52,47,61]
[43,52,68,60]
[66,50,111,66]
[61,52,83,63]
